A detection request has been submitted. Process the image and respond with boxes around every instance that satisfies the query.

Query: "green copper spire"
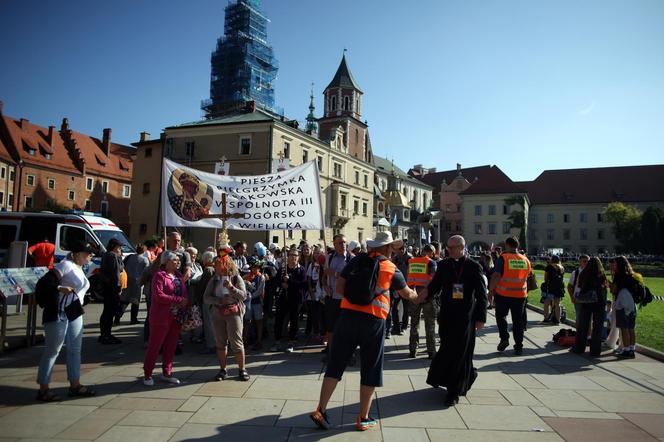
[305,82,318,134]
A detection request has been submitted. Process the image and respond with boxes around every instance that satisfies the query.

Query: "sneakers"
[356,415,377,431]
[214,369,228,381]
[310,406,330,430]
[617,350,636,359]
[497,340,509,352]
[143,377,154,386]
[285,344,294,353]
[514,346,523,356]
[162,375,181,384]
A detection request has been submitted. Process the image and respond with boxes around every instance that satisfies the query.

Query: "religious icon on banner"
[214,156,229,175]
[167,169,214,221]
[271,151,289,173]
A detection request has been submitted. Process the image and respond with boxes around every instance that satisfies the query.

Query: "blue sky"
[1,0,663,181]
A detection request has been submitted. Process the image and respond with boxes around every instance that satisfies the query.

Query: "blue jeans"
[37,313,83,385]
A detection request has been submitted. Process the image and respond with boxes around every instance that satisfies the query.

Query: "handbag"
[575,289,598,304]
[219,303,240,316]
[527,272,538,292]
[171,304,203,331]
[64,296,84,321]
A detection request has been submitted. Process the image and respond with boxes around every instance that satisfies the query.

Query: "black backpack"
[631,281,653,307]
[343,253,383,305]
[35,269,59,309]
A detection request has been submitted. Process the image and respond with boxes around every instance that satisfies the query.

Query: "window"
[363,175,368,188]
[86,177,93,191]
[24,196,33,208]
[102,181,109,193]
[474,223,482,234]
[531,229,539,240]
[330,95,337,111]
[85,199,91,211]
[185,141,195,158]
[563,229,571,240]
[145,147,153,158]
[139,224,148,235]
[47,178,55,190]
[239,137,251,155]
[546,229,554,241]
[287,230,293,239]
[0,191,3,204]
[580,213,588,223]
[563,214,570,223]
[302,150,308,163]
[354,171,359,184]
[283,142,290,159]
[502,222,511,234]
[340,194,347,209]
[474,205,482,216]
[362,202,368,216]
[8,194,14,207]
[488,223,496,234]
[301,230,307,240]
[123,184,131,198]
[531,213,538,224]
[597,213,604,222]
[320,230,325,240]
[503,205,511,215]
[597,229,605,240]
[344,96,350,111]
[317,156,323,171]
[580,228,588,240]
[333,163,342,178]
[0,167,5,179]
[44,153,52,160]
[68,190,75,200]
[488,205,496,215]
[101,201,109,217]
[27,174,35,186]
[9,169,15,182]
[403,210,409,220]
[27,148,36,156]
[547,213,554,224]
[143,183,150,194]
[353,200,359,215]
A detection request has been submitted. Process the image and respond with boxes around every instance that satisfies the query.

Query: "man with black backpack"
[322,234,352,355]
[310,231,418,432]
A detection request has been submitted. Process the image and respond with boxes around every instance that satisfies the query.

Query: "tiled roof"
[414,164,523,195]
[374,155,432,189]
[69,131,133,180]
[0,134,15,163]
[523,165,664,205]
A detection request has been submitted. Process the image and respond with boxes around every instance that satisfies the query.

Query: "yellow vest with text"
[495,252,531,298]
[407,256,433,287]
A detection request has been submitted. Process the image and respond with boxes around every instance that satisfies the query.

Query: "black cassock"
[426,257,487,396]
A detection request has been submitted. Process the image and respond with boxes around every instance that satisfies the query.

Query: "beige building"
[129,107,374,248]
[461,193,529,252]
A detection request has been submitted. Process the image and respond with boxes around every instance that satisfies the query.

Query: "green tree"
[604,202,642,252]
[641,206,663,253]
[504,194,527,250]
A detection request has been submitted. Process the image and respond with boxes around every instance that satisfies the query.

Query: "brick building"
[0,102,135,233]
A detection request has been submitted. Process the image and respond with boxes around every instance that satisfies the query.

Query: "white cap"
[348,240,361,251]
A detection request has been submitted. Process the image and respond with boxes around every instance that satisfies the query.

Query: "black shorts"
[325,298,342,333]
[324,309,385,387]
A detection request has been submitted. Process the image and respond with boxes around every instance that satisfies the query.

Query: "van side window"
[19,216,59,246]
[59,225,97,252]
[0,225,17,249]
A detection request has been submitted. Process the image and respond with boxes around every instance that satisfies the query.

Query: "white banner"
[162,158,325,230]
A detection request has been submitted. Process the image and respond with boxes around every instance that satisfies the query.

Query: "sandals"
[214,368,228,381]
[238,369,250,382]
[36,389,62,402]
[68,385,96,397]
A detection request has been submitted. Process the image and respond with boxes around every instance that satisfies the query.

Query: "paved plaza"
[1,304,664,441]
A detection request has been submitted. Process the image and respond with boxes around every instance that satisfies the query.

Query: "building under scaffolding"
[201,0,280,119]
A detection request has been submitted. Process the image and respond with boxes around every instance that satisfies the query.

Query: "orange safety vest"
[407,256,433,287]
[341,254,395,320]
[495,252,531,298]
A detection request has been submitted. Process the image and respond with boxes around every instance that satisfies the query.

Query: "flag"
[391,213,397,226]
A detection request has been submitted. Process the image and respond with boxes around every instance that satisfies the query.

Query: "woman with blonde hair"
[204,247,249,381]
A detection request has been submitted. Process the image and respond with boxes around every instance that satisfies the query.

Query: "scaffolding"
[202,0,279,119]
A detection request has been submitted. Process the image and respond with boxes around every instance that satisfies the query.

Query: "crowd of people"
[32,230,647,431]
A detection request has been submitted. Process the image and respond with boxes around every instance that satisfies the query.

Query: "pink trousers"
[143,318,181,378]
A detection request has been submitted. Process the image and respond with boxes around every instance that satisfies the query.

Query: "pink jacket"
[150,270,187,325]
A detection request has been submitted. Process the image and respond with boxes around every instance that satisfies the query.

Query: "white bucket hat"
[366,231,403,250]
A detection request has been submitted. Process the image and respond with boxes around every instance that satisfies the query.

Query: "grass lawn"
[526,270,664,352]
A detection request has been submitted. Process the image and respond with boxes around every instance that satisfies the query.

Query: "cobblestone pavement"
[1,303,664,441]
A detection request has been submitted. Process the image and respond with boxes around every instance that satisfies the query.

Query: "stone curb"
[526,302,664,362]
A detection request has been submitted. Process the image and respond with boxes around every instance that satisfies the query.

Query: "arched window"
[403,209,409,220]
[331,95,337,111]
[344,96,350,110]
[355,128,359,143]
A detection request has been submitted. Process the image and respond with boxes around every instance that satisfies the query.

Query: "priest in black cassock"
[423,235,487,407]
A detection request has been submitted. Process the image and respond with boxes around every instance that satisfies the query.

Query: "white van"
[0,211,135,272]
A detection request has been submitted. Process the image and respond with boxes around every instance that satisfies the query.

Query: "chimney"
[47,126,55,147]
[102,128,111,156]
[19,118,29,129]
[61,117,70,133]
[140,131,150,142]
[456,163,461,172]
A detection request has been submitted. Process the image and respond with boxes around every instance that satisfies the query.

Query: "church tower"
[318,53,371,162]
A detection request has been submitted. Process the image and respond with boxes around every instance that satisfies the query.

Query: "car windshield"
[95,230,135,254]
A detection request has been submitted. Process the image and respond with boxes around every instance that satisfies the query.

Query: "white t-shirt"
[54,259,90,311]
[306,262,325,302]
